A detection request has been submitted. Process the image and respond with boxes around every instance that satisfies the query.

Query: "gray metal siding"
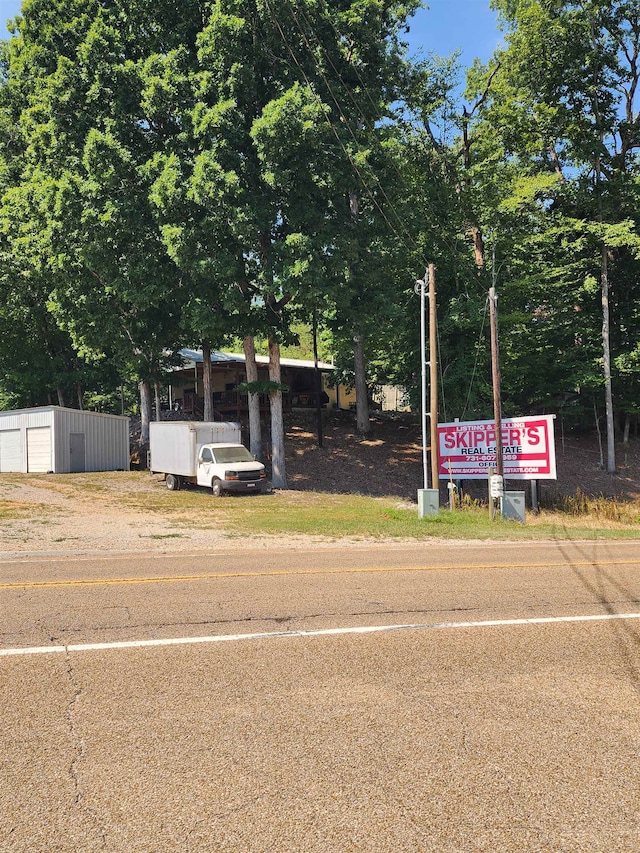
[0,430,21,472]
[0,407,129,473]
[0,409,54,472]
[53,409,130,472]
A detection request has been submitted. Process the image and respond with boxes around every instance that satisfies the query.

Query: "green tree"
[382,51,509,425]
[1,0,196,441]
[0,32,123,411]
[488,0,640,471]
[146,0,423,479]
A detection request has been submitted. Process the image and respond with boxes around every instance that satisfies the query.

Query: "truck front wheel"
[211,478,224,497]
[166,474,181,491]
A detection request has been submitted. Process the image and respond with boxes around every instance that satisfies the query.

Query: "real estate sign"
[437,415,557,480]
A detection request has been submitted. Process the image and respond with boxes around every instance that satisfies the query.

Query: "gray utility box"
[502,491,526,523]
[417,488,439,518]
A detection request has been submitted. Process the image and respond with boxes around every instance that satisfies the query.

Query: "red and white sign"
[437,415,556,480]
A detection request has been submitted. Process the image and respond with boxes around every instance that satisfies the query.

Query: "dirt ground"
[129,408,640,503]
[285,411,640,503]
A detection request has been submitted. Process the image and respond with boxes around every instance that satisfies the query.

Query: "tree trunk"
[601,245,616,473]
[76,383,83,410]
[154,382,162,422]
[353,332,370,434]
[57,387,65,407]
[268,337,287,489]
[594,399,604,469]
[243,334,262,460]
[202,341,214,422]
[461,102,488,274]
[346,187,370,436]
[471,226,486,270]
[139,380,152,446]
[589,30,615,475]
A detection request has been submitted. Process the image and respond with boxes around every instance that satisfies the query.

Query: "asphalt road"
[1,540,640,852]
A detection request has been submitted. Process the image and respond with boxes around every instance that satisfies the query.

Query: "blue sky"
[407,1,502,65]
[1,0,502,65]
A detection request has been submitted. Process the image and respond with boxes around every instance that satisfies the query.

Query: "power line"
[262,0,424,260]
[266,0,490,306]
[290,1,439,254]
[460,295,489,421]
[292,3,383,128]
[436,312,447,423]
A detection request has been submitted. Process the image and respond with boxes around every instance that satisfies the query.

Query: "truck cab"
[197,443,267,496]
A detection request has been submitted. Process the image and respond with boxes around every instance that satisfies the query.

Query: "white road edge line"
[2,611,640,657]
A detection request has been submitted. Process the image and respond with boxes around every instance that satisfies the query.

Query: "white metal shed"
[0,407,130,473]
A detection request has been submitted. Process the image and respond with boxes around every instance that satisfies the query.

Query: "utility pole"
[489,247,504,483]
[428,263,439,491]
[415,267,439,516]
[418,271,428,491]
[312,307,323,448]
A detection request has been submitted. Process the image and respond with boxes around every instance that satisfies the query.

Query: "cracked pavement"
[2,541,640,852]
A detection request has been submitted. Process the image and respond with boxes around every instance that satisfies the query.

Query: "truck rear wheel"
[211,478,224,497]
[166,474,181,491]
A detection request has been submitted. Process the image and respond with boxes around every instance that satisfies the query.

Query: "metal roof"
[178,349,335,372]
[0,405,128,421]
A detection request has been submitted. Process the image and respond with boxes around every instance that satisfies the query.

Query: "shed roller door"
[27,427,52,472]
[0,430,21,472]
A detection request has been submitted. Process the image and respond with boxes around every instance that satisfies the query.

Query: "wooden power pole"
[489,282,503,480]
[312,308,323,448]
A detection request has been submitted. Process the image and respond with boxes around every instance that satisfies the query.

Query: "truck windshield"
[212,446,254,464]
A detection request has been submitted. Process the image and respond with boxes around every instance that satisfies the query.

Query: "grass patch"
[141,533,185,539]
[212,492,640,540]
[542,487,640,524]
[1,472,639,541]
[0,500,51,520]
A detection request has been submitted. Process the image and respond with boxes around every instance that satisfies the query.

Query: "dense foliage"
[0,0,638,471]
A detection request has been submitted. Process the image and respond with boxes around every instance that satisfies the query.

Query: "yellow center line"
[0,558,638,590]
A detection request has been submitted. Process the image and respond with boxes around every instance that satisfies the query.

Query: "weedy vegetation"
[0,472,638,542]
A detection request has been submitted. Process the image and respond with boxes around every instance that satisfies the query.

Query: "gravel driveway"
[0,473,269,556]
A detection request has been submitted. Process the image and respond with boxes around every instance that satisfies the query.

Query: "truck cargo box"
[149,421,241,477]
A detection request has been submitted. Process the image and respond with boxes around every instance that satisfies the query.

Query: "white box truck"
[149,421,268,496]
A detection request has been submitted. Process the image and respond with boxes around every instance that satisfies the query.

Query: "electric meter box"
[502,491,526,523]
[490,474,504,498]
[417,488,439,518]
